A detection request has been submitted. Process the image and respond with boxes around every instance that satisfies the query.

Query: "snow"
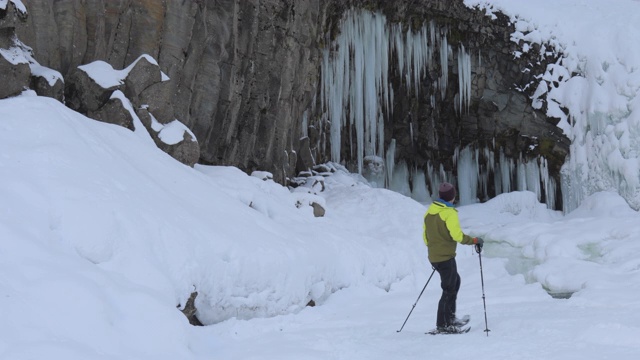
[0,0,27,14]
[78,54,169,89]
[0,39,62,86]
[156,118,197,145]
[2,93,640,359]
[0,46,29,65]
[109,90,155,145]
[465,0,640,212]
[1,0,640,359]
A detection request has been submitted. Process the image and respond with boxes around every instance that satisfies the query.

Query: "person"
[423,182,484,334]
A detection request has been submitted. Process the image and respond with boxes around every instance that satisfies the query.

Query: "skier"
[423,182,484,334]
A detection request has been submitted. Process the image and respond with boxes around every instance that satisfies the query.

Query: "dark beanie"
[438,182,456,202]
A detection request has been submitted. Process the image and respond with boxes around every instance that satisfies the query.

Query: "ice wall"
[321,9,557,207]
[321,10,391,175]
[395,145,555,206]
[321,10,471,182]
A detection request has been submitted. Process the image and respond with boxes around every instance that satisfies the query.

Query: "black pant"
[431,257,461,327]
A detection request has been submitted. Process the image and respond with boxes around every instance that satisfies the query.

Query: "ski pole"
[396,268,436,333]
[476,244,491,336]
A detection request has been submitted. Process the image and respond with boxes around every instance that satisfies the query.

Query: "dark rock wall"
[10,0,325,181]
[2,0,569,206]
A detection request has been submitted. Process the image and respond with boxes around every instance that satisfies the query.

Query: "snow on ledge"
[0,40,63,86]
[78,54,169,89]
[110,90,156,146]
[0,0,27,14]
[0,45,29,65]
[149,113,197,145]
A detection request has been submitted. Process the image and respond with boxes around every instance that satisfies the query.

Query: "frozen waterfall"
[321,10,451,182]
[319,9,558,209]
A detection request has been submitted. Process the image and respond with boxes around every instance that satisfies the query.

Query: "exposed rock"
[136,108,200,167]
[285,150,298,184]
[0,0,28,32]
[123,56,162,102]
[8,0,324,183]
[0,26,30,100]
[135,107,153,129]
[88,96,134,131]
[30,72,64,101]
[311,202,325,217]
[0,53,29,99]
[0,27,15,49]
[158,130,199,167]
[64,67,119,113]
[63,54,200,167]
[137,80,174,125]
[178,291,203,326]
[296,137,315,174]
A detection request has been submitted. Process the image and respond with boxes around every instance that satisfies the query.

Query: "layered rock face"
[6,0,324,180]
[1,0,569,208]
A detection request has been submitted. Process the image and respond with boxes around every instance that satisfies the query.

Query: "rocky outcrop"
[178,291,203,326]
[65,56,200,167]
[8,0,325,182]
[0,51,30,98]
[30,70,64,101]
[0,23,63,100]
[65,66,119,113]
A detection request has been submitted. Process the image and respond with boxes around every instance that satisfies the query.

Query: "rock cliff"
[1,0,569,208]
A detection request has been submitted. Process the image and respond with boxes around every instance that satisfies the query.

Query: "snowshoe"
[426,325,471,335]
[452,315,470,327]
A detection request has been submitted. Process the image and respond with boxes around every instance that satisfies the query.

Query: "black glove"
[474,237,484,253]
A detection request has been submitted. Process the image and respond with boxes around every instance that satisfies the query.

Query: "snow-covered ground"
[2,0,640,359]
[2,94,639,359]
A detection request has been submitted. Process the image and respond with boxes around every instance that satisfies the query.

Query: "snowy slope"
[1,0,640,359]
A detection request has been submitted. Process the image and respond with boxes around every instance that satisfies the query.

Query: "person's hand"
[474,237,484,253]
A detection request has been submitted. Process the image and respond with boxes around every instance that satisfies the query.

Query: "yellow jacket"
[423,200,475,263]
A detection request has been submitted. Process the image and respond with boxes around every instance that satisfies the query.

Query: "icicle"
[409,122,414,148]
[517,154,527,191]
[393,27,405,81]
[525,159,542,201]
[321,10,435,177]
[439,34,449,99]
[426,162,436,199]
[429,21,436,47]
[457,44,472,114]
[390,161,411,196]
[540,157,556,209]
[499,149,514,193]
[456,146,478,205]
[411,167,430,202]
[385,139,396,187]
